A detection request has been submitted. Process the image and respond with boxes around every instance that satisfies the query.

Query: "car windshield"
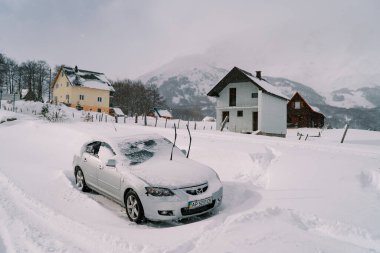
[118,137,179,166]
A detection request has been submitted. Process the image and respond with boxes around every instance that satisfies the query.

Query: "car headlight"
[145,187,174,197]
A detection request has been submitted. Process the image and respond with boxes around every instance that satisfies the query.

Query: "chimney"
[75,65,78,73]
[256,71,262,80]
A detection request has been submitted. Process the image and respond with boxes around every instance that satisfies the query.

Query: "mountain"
[264,77,326,105]
[140,56,380,130]
[326,86,380,109]
[140,55,228,119]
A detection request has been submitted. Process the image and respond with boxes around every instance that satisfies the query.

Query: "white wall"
[216,82,258,108]
[216,108,258,132]
[215,82,259,131]
[259,92,287,135]
[214,82,286,135]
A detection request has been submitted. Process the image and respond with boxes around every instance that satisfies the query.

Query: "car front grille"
[183,183,208,195]
[181,200,215,216]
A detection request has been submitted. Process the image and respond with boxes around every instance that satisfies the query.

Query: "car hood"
[129,157,215,188]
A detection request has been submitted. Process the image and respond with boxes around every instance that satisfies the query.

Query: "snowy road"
[1,113,380,252]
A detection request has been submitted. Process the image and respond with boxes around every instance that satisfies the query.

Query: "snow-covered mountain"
[326,86,380,109]
[140,55,228,119]
[140,55,380,129]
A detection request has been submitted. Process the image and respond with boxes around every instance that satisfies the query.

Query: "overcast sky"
[1,0,379,92]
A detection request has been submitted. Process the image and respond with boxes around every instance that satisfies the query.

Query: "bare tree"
[112,79,166,116]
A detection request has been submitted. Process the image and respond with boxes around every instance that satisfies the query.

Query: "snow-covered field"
[1,108,380,253]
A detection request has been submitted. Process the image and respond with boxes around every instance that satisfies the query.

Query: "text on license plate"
[188,197,212,209]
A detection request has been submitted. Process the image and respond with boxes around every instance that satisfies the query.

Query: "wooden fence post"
[155,117,158,127]
[135,113,138,124]
[165,118,168,128]
[341,124,349,143]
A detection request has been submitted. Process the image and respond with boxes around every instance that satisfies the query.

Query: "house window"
[222,111,229,122]
[97,97,102,102]
[66,94,70,102]
[66,82,69,87]
[97,108,101,112]
[251,93,258,98]
[294,101,301,109]
[229,88,236,106]
[79,95,85,100]
[237,111,243,117]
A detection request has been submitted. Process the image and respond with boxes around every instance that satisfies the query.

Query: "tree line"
[112,79,166,116]
[0,52,168,115]
[0,53,56,101]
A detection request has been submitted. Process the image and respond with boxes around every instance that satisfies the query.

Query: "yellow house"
[51,66,114,113]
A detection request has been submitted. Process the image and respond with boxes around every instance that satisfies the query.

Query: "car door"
[97,143,121,200]
[81,142,102,187]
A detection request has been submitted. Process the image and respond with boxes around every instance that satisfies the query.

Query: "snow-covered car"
[72,134,223,223]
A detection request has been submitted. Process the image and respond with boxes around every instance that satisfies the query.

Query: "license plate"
[188,197,212,209]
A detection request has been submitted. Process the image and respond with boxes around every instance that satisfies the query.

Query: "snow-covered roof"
[62,66,114,92]
[207,67,288,100]
[310,105,321,112]
[202,116,215,122]
[153,108,172,118]
[112,107,124,116]
[242,70,289,100]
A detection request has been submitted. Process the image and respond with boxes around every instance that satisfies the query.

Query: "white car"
[72,134,223,223]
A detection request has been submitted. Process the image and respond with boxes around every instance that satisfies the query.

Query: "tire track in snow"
[0,170,146,253]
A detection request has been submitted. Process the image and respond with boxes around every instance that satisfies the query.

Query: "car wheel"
[125,190,145,223]
[75,168,89,192]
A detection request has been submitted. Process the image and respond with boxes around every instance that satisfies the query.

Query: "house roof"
[112,107,124,116]
[207,67,288,101]
[289,92,324,116]
[54,66,114,92]
[153,108,172,118]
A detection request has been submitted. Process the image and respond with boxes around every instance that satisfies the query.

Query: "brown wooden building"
[287,92,325,128]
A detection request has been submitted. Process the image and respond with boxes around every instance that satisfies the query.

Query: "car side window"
[85,141,101,156]
[98,143,116,163]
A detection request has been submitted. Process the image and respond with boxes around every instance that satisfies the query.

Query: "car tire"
[75,168,89,192]
[125,190,145,223]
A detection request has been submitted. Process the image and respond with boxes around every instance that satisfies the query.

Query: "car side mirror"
[106,159,117,167]
[181,149,187,155]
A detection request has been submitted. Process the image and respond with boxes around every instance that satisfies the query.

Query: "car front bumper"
[141,186,223,221]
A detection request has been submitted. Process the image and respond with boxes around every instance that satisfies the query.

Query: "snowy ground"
[1,108,380,253]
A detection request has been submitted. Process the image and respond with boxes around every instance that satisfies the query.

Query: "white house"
[207,67,288,137]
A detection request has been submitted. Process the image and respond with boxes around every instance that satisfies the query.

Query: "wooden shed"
[287,92,324,128]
